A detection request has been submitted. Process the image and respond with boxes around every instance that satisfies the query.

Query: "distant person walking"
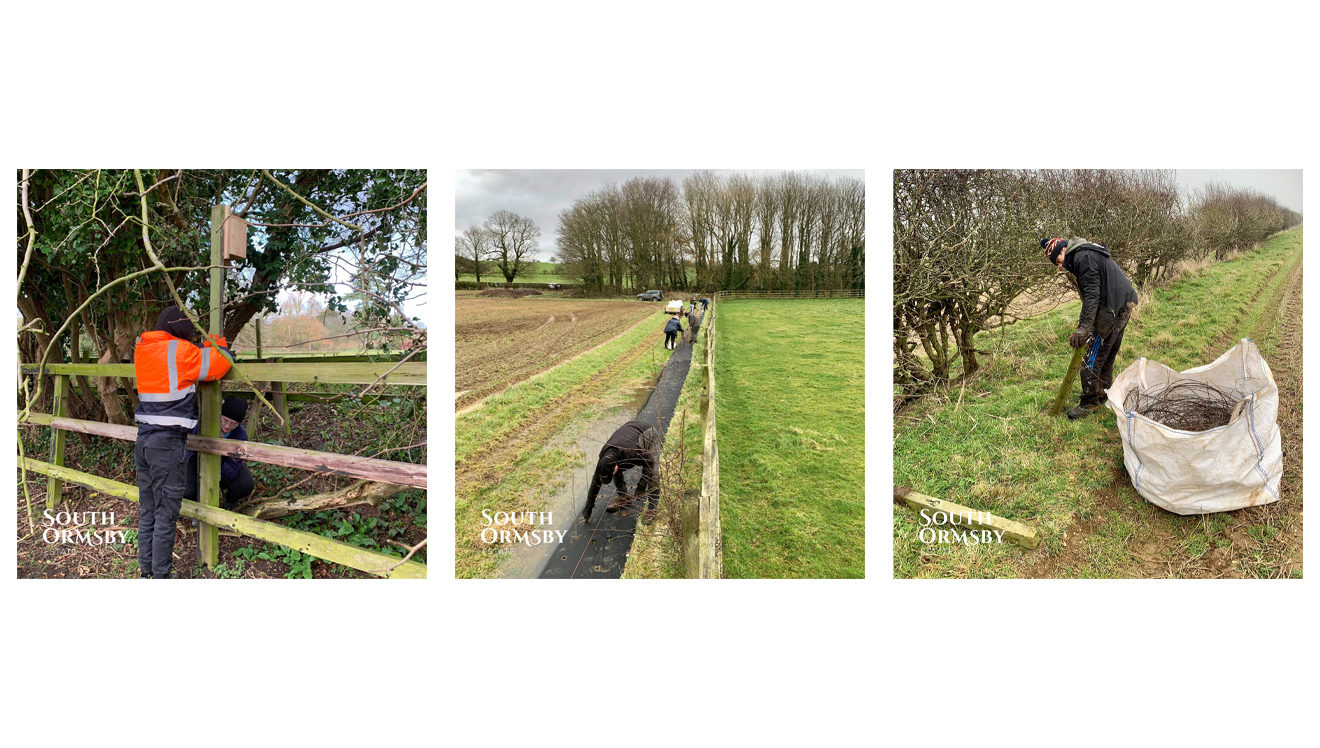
[663,315,683,350]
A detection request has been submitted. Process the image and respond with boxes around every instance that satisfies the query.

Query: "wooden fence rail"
[19,458,426,578]
[17,361,428,578]
[20,362,426,386]
[19,412,426,489]
[681,299,723,578]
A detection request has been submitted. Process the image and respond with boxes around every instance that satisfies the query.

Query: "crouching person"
[185,396,255,510]
[134,305,234,578]
[581,420,659,522]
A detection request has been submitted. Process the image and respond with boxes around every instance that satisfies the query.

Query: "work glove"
[1068,326,1090,349]
[581,498,595,524]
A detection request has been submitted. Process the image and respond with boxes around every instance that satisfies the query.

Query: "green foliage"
[211,560,247,579]
[234,543,313,579]
[17,169,426,421]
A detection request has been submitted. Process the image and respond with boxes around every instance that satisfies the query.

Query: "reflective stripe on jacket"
[134,331,233,429]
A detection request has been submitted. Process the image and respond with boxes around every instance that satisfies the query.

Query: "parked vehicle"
[665,299,684,314]
[637,289,663,301]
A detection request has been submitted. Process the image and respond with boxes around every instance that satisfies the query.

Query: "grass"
[458,261,700,289]
[894,226,1303,578]
[715,299,866,578]
[458,261,575,285]
[454,309,671,578]
[622,329,708,579]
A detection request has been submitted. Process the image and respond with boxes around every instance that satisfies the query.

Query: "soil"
[455,297,659,410]
[478,288,542,298]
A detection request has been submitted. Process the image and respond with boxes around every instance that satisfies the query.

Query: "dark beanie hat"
[221,396,249,423]
[1041,237,1067,264]
[154,304,196,341]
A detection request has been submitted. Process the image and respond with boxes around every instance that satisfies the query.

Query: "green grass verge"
[716,299,866,578]
[894,227,1303,578]
[455,310,670,578]
[622,331,708,579]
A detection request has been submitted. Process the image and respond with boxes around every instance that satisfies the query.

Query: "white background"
[2,1,1314,746]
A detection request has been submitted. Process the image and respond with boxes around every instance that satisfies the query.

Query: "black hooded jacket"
[1062,240,1138,332]
[154,304,197,342]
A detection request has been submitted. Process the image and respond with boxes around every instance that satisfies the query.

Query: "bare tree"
[458,224,491,284]
[484,209,541,283]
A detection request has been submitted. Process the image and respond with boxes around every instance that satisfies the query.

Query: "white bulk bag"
[1105,339,1283,515]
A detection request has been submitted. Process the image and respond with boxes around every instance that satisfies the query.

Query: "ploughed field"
[455,298,659,409]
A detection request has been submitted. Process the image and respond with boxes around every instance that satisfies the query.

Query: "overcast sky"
[1172,169,1301,213]
[455,169,866,262]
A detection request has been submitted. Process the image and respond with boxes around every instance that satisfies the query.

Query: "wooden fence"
[18,360,427,579]
[681,288,864,578]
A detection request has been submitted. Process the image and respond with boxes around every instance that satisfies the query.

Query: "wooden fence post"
[199,205,226,568]
[46,374,68,510]
[248,319,263,443]
[272,356,291,437]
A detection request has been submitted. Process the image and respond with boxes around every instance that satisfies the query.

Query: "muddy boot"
[1066,403,1101,420]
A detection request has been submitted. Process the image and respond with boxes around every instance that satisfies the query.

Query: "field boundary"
[684,287,865,578]
[456,307,661,417]
[18,361,427,578]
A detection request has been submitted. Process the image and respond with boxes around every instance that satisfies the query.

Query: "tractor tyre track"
[455,333,658,490]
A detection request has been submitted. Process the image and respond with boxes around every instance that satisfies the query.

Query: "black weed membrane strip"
[539,326,697,579]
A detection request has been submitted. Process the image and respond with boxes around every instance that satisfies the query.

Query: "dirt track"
[455,298,659,410]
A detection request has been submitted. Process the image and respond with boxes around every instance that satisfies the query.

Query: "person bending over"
[1043,236,1138,420]
[185,396,255,510]
[582,420,659,522]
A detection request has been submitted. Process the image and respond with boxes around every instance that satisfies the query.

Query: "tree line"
[893,169,1301,397]
[457,171,865,294]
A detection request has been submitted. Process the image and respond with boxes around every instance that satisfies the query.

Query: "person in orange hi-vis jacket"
[133,304,234,578]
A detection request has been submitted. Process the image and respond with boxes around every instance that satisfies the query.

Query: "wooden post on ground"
[199,205,227,568]
[45,374,69,510]
[894,487,1040,549]
[1049,345,1086,417]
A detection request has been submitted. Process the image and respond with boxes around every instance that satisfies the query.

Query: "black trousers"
[664,331,677,349]
[134,427,189,578]
[184,455,255,509]
[1080,305,1134,407]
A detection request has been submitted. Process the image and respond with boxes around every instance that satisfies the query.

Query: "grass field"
[894,226,1303,578]
[457,261,575,285]
[716,299,865,578]
[454,305,672,577]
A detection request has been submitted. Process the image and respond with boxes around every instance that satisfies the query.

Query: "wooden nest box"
[221,206,247,261]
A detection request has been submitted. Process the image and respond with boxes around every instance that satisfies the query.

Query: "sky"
[1172,169,1302,213]
[455,169,867,263]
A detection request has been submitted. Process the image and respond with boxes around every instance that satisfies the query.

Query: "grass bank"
[622,329,708,579]
[894,226,1303,578]
[716,299,866,578]
[454,310,669,578]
